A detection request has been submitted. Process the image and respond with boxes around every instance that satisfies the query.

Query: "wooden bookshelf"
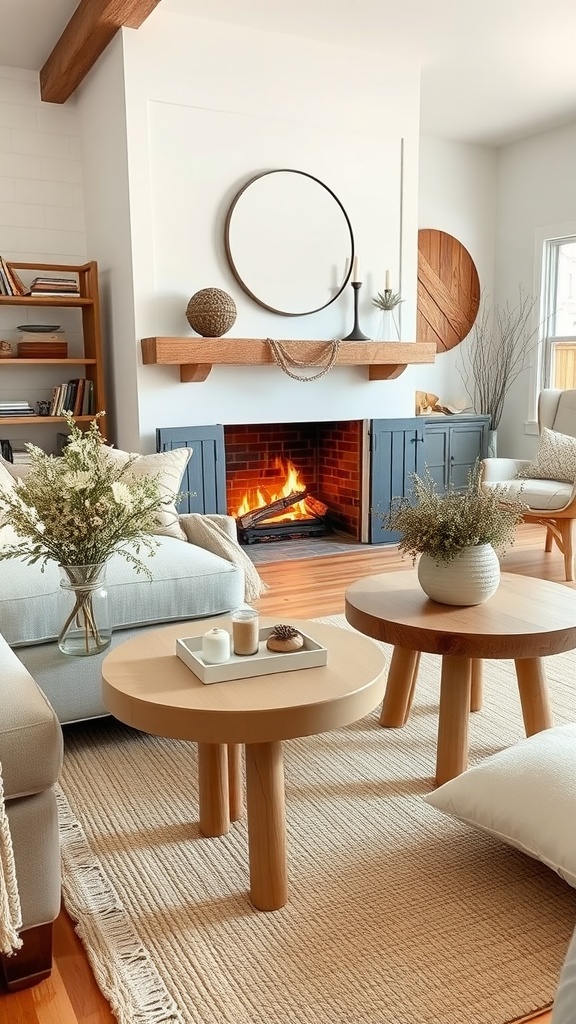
[0,261,106,432]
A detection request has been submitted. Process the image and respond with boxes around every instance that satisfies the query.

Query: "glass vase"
[58,563,111,657]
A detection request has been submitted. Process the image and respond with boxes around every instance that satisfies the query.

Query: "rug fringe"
[56,786,185,1024]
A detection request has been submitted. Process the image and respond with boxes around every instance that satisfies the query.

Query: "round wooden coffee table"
[345,570,576,786]
[101,615,386,912]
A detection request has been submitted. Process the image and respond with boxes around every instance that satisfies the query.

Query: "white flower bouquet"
[0,414,178,654]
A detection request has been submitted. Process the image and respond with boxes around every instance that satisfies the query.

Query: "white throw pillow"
[102,447,192,541]
[0,460,22,547]
[519,427,576,484]
[424,723,576,888]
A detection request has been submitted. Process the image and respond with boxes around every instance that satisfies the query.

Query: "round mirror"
[224,169,355,317]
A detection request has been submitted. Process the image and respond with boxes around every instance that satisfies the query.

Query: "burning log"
[236,489,310,530]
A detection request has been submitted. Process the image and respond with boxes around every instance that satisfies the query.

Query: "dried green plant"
[375,463,526,564]
[0,413,178,575]
[458,288,540,431]
[372,289,403,312]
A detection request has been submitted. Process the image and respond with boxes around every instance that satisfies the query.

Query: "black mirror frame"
[224,168,355,317]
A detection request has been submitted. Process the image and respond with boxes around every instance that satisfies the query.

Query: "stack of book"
[11,441,32,470]
[0,400,35,417]
[49,379,94,418]
[28,275,79,297]
[0,257,26,296]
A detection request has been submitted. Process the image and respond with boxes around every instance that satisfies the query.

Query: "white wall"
[495,121,576,457]
[417,137,498,409]
[0,66,87,451]
[79,13,426,451]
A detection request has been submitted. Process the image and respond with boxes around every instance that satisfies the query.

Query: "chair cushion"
[425,723,576,889]
[0,535,244,647]
[483,477,573,510]
[551,389,576,437]
[102,446,192,541]
[520,427,576,483]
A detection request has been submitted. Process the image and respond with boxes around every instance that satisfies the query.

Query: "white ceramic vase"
[417,543,501,606]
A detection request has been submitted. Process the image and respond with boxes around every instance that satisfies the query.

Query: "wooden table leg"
[380,647,421,727]
[435,655,472,787]
[228,743,244,821]
[470,659,483,712]
[514,658,553,736]
[197,742,230,837]
[245,740,287,911]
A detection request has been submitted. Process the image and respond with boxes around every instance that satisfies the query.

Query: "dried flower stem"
[458,289,540,431]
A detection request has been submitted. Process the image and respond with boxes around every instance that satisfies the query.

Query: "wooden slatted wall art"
[417,228,480,352]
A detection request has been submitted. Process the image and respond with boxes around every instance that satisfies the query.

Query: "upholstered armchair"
[481,389,576,581]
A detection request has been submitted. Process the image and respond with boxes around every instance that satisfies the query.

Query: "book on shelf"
[0,257,26,296]
[49,378,93,418]
[28,276,79,297]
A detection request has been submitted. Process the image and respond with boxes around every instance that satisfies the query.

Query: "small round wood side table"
[101,616,386,912]
[345,570,576,786]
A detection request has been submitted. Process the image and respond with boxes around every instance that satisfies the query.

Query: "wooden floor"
[1,523,566,1024]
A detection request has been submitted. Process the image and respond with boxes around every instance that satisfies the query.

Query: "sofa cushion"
[425,723,576,889]
[102,446,192,541]
[520,427,576,484]
[0,461,22,547]
[0,637,62,799]
[0,535,245,647]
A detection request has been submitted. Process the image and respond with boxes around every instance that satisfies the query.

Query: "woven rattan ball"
[186,288,237,337]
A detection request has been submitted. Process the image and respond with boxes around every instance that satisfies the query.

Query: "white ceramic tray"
[176,626,328,684]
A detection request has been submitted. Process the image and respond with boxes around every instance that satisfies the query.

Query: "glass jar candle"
[231,608,260,656]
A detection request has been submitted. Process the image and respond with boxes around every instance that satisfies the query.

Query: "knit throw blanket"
[0,764,22,955]
[179,513,267,603]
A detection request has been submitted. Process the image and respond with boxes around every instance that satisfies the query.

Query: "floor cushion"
[425,723,576,889]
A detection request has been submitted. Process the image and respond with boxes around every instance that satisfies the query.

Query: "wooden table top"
[101,615,387,745]
[345,570,576,660]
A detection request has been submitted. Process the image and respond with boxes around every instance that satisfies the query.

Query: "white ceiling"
[2,0,576,146]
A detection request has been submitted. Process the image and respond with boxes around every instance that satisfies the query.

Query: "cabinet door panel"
[449,423,488,491]
[422,426,449,490]
[370,418,423,544]
[156,424,226,514]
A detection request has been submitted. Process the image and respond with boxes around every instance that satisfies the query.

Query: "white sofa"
[0,514,247,724]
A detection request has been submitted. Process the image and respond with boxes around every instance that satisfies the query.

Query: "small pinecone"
[271,624,299,640]
[266,623,304,653]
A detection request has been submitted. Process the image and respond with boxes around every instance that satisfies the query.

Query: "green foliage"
[372,290,403,311]
[0,413,175,576]
[376,462,526,564]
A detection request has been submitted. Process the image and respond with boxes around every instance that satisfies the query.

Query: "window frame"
[541,234,576,390]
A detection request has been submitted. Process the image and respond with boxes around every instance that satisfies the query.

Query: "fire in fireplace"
[234,456,329,544]
[223,421,363,544]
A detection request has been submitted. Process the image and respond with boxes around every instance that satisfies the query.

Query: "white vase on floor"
[487,429,498,458]
[417,544,501,606]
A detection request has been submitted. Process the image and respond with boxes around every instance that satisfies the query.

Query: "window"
[542,236,576,389]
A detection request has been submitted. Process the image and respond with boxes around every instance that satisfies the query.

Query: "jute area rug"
[57,614,576,1024]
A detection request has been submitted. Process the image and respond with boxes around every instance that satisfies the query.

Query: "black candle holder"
[343,282,370,341]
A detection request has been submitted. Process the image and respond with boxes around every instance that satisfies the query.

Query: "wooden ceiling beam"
[40,0,162,104]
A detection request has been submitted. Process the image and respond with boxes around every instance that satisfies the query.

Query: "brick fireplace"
[223,421,364,539]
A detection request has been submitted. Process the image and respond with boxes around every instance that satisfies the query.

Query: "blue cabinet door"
[156,424,227,514]
[369,418,425,544]
[423,416,489,492]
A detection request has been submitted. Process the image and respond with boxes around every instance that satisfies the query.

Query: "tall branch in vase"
[458,288,540,437]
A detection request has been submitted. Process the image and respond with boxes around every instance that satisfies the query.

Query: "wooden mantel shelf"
[140,337,437,382]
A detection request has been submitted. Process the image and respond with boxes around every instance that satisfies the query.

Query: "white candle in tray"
[201,628,231,664]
